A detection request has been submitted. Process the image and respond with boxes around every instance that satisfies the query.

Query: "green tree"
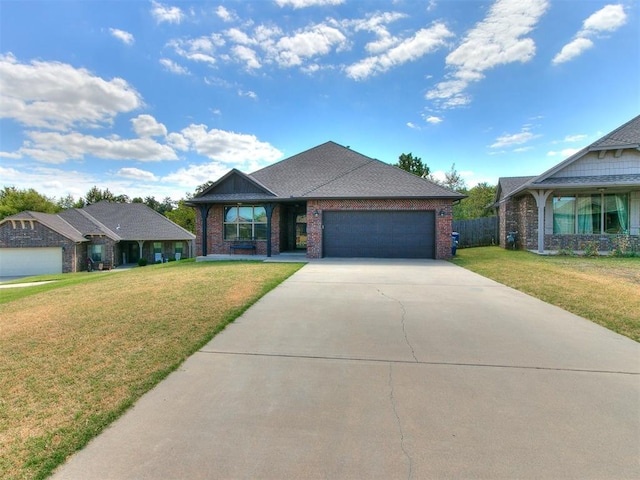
[194,181,214,196]
[395,153,429,178]
[82,186,129,205]
[0,186,60,220]
[455,182,497,220]
[165,198,195,233]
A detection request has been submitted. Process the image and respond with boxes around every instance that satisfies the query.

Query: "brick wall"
[196,204,281,256]
[306,198,454,259]
[195,199,455,259]
[0,220,77,272]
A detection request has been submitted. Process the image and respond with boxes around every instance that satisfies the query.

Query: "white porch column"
[530,190,553,253]
[137,240,144,260]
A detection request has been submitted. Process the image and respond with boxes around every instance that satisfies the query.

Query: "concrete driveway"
[52,259,639,479]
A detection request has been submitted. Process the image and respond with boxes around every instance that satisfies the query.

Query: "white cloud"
[425,115,443,124]
[117,167,158,181]
[553,4,626,65]
[159,58,190,75]
[151,1,184,24]
[275,0,344,8]
[407,122,419,130]
[168,35,224,65]
[563,134,587,142]
[347,12,407,55]
[109,28,134,45]
[232,45,262,70]
[0,54,142,130]
[131,114,168,138]
[552,37,593,64]
[582,4,627,33]
[346,23,453,80]
[547,148,581,157]
[238,90,258,100]
[271,23,348,67]
[0,151,22,159]
[490,126,541,148]
[162,162,231,189]
[21,130,178,162]
[427,0,549,108]
[216,6,237,23]
[178,124,282,163]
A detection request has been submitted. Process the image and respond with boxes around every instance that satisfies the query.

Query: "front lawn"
[451,247,640,342]
[0,260,304,480]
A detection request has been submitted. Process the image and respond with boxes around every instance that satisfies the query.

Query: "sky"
[1,0,638,203]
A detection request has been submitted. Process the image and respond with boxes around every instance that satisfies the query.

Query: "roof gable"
[250,141,464,199]
[2,211,86,242]
[504,115,640,199]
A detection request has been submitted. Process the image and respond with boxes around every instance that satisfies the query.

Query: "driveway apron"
[52,259,640,479]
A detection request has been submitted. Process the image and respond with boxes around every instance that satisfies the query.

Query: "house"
[0,202,196,276]
[495,115,640,253]
[187,141,465,260]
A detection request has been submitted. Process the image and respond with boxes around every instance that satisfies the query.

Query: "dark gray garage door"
[323,210,435,258]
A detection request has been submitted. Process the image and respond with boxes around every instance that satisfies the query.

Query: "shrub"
[557,247,574,256]
[583,241,600,257]
[138,258,148,266]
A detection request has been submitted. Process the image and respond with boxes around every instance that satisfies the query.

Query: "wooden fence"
[452,216,499,248]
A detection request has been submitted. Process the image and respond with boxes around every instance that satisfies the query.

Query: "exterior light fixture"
[313,209,319,218]
[439,209,446,217]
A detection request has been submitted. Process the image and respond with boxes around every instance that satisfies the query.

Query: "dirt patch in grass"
[0,261,303,480]
[451,247,640,342]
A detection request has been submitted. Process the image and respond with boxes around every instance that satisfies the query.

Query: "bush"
[138,258,148,266]
[583,241,600,257]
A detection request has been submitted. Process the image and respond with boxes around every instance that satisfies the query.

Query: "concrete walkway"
[52,259,640,479]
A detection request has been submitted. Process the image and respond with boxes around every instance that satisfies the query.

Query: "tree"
[442,163,466,192]
[395,153,429,178]
[165,198,195,233]
[455,182,497,220]
[0,186,60,220]
[194,181,214,196]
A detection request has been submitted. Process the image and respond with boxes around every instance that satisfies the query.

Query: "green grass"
[451,247,640,342]
[0,260,304,480]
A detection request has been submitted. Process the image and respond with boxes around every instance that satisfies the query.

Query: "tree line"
[1,153,496,231]
[395,153,497,220]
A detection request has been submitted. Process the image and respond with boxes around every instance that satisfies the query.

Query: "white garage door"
[0,247,63,276]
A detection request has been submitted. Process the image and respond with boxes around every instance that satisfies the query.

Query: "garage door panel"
[0,247,63,276]
[323,211,435,259]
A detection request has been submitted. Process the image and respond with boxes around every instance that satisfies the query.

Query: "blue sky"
[1,0,638,202]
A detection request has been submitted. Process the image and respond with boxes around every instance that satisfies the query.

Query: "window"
[224,206,267,240]
[89,244,103,262]
[153,242,162,254]
[553,197,575,234]
[553,193,629,235]
[174,242,183,254]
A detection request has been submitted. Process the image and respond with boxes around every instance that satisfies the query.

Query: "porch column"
[137,240,144,259]
[530,190,553,254]
[198,205,212,256]
[264,203,275,257]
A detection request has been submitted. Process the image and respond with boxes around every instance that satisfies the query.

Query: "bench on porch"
[229,242,257,254]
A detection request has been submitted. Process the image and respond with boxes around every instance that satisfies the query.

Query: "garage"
[0,247,62,277]
[322,210,435,258]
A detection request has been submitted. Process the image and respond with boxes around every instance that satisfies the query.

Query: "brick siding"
[196,199,456,260]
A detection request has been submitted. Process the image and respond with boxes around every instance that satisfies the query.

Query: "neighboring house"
[495,115,640,253]
[0,202,196,276]
[187,141,465,260]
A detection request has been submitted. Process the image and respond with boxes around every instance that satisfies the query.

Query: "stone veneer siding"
[196,199,455,259]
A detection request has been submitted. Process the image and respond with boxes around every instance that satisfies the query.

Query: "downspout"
[530,190,553,254]
[198,205,212,256]
[265,203,275,257]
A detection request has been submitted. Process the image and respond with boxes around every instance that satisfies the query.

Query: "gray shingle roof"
[501,115,640,200]
[589,114,640,150]
[194,141,464,202]
[82,202,195,241]
[2,203,195,242]
[2,211,87,242]
[496,176,535,201]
